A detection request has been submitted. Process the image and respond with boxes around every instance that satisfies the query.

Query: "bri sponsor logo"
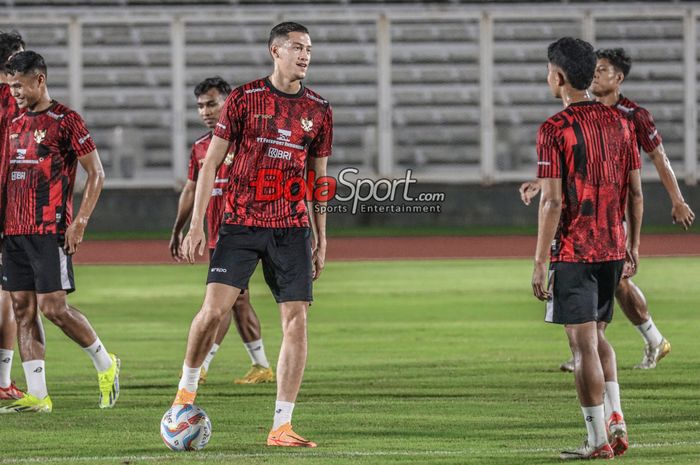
[11,171,25,181]
[210,267,227,273]
[267,147,292,161]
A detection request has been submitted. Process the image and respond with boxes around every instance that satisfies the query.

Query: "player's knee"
[200,302,230,321]
[10,295,34,320]
[281,304,307,331]
[38,297,68,325]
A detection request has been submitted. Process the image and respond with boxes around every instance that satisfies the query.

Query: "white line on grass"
[2,440,700,464]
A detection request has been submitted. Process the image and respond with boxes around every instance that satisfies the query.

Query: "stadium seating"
[3,12,690,182]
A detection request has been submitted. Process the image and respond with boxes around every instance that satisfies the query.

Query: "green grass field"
[1,258,699,465]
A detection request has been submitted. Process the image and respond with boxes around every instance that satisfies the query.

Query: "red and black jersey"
[213,77,333,228]
[4,100,96,235]
[188,131,235,249]
[0,83,22,227]
[537,101,641,263]
[613,95,662,154]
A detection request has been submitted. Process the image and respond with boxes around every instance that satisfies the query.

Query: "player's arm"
[646,143,695,229]
[65,150,105,254]
[170,180,196,261]
[182,135,228,263]
[519,180,541,206]
[624,169,643,279]
[532,178,562,301]
[310,155,327,280]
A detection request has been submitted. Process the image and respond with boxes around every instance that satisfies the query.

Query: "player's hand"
[519,181,541,206]
[169,230,184,262]
[312,240,326,281]
[182,227,206,264]
[531,261,550,301]
[671,202,695,230]
[622,248,639,279]
[64,220,87,255]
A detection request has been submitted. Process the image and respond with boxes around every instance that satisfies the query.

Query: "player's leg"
[233,291,274,384]
[174,283,240,404]
[36,292,119,408]
[0,290,51,413]
[198,307,233,383]
[31,234,119,408]
[173,224,260,405]
[616,278,670,369]
[263,227,316,447]
[0,289,24,399]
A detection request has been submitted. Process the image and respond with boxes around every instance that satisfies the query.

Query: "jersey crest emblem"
[224,151,235,166]
[34,129,47,144]
[300,117,313,132]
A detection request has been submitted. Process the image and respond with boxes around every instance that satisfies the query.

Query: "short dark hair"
[596,48,632,78]
[0,30,25,70]
[268,22,309,48]
[547,37,596,90]
[5,50,47,78]
[194,76,231,98]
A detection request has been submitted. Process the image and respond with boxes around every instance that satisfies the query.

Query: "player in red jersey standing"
[0,30,28,401]
[522,47,695,371]
[532,38,643,459]
[171,22,332,447]
[0,51,119,413]
[170,77,274,385]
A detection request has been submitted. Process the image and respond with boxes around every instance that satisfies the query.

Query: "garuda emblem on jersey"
[300,117,313,132]
[224,151,235,166]
[34,129,47,144]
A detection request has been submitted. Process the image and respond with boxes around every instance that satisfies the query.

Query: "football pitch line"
[2,440,700,464]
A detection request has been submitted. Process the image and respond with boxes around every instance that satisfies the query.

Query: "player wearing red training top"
[172,22,332,448]
[532,38,643,460]
[522,48,695,371]
[0,52,119,413]
[170,77,274,385]
[0,30,28,401]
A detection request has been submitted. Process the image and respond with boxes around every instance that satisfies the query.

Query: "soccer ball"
[160,404,212,451]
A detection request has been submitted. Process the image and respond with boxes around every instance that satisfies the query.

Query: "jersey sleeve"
[632,107,662,153]
[61,111,97,158]
[309,105,333,158]
[187,145,199,182]
[536,120,562,178]
[213,88,245,142]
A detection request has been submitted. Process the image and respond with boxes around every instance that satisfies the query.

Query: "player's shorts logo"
[210,267,227,273]
[300,117,313,132]
[34,129,46,144]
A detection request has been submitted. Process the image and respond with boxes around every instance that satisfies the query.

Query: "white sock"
[202,343,219,372]
[22,360,48,399]
[581,404,607,447]
[0,349,13,388]
[635,317,663,347]
[178,364,201,392]
[273,400,295,430]
[244,339,270,368]
[604,381,623,421]
[82,338,112,372]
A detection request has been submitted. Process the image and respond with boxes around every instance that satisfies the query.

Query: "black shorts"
[545,260,624,325]
[209,247,246,295]
[2,234,75,294]
[207,225,312,303]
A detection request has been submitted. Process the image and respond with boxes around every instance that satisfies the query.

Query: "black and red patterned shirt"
[213,77,333,228]
[613,95,662,154]
[187,131,235,249]
[1,83,21,227]
[4,100,96,235]
[537,101,641,263]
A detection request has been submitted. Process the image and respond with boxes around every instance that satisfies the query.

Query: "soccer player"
[532,37,642,459]
[0,51,119,413]
[522,47,695,371]
[170,76,274,384]
[0,30,28,401]
[172,22,332,448]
